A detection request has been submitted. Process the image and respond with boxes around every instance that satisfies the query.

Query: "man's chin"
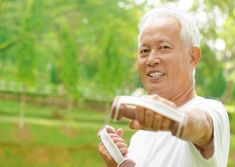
[146,87,160,95]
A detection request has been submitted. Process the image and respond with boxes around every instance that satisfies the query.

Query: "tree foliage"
[0,0,234,103]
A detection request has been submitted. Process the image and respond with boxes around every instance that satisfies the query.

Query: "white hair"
[138,7,201,48]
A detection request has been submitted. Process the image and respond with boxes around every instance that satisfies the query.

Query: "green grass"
[0,99,234,167]
[228,134,235,167]
[0,99,135,167]
[0,122,104,167]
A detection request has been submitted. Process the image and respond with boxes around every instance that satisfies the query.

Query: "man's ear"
[189,47,201,68]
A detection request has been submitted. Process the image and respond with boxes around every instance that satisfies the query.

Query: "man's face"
[137,16,193,100]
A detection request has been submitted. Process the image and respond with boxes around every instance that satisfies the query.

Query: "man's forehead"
[140,26,180,45]
[141,15,181,32]
[140,17,181,36]
[139,39,171,47]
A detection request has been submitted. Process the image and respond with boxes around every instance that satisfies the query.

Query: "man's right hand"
[98,127,128,167]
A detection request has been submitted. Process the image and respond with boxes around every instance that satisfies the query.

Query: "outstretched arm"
[123,95,213,159]
[180,107,213,159]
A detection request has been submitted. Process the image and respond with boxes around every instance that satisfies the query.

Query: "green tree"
[196,43,226,98]
[14,0,46,129]
[56,23,80,111]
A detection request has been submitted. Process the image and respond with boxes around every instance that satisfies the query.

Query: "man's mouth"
[148,71,165,79]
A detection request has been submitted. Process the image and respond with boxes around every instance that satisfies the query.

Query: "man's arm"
[127,95,214,159]
[180,107,214,159]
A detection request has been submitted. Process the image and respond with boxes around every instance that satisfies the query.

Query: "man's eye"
[159,46,170,50]
[140,49,147,54]
[139,49,149,54]
[139,49,149,57]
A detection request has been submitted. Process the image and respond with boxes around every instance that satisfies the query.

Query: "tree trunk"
[104,101,111,124]
[66,95,73,112]
[221,80,234,103]
[19,93,26,129]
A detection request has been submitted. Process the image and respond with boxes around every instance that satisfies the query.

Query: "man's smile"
[147,71,165,79]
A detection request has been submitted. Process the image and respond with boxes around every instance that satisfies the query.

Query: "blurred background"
[0,0,234,166]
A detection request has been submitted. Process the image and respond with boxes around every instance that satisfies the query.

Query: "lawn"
[0,99,135,167]
[0,99,234,167]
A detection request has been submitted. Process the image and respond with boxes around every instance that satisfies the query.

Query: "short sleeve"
[188,100,230,167]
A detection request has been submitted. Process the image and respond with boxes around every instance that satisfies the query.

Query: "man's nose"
[146,51,161,66]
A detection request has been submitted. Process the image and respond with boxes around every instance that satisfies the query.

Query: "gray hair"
[138,7,201,48]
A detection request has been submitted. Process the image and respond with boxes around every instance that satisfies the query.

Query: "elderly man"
[98,7,230,167]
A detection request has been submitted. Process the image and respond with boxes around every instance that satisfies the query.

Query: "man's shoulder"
[188,96,229,121]
[200,96,225,107]
[181,96,226,114]
[188,96,224,107]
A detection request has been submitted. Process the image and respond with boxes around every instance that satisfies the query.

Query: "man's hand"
[128,94,178,133]
[98,126,128,167]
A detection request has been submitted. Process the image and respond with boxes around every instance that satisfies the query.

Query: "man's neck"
[170,84,196,107]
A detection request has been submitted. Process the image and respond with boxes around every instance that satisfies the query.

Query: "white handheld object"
[97,126,135,167]
[98,96,185,167]
[112,96,185,137]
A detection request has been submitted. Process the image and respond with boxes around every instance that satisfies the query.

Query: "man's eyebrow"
[139,39,172,48]
[138,44,148,48]
[138,46,151,50]
[158,39,171,43]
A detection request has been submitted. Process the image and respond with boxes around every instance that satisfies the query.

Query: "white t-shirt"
[128,96,230,167]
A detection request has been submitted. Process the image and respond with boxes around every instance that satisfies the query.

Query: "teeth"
[149,72,164,78]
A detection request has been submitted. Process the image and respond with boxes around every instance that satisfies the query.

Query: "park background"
[0,0,235,166]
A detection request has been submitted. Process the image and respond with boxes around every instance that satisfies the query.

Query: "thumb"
[116,128,124,137]
[129,120,141,130]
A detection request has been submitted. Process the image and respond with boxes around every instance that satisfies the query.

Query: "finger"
[119,148,128,155]
[121,105,136,120]
[169,121,179,135]
[144,110,154,128]
[98,143,107,155]
[152,114,163,131]
[109,133,123,139]
[136,106,145,124]
[98,143,118,167]
[160,117,171,130]
[105,126,116,134]
[110,136,125,143]
[99,140,128,157]
[116,128,124,137]
[129,119,141,130]
[116,142,128,149]
[98,143,103,152]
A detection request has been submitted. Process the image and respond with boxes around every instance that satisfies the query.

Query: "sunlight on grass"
[0,99,234,166]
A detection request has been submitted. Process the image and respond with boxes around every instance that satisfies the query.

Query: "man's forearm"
[180,107,213,146]
[176,107,214,158]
